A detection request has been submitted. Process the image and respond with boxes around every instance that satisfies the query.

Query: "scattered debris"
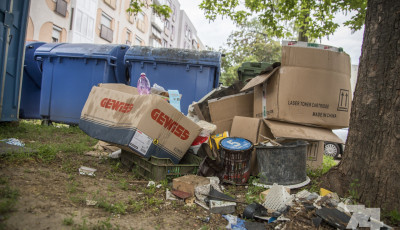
[320,188,333,197]
[172,175,210,196]
[108,149,121,159]
[210,200,236,214]
[147,181,156,187]
[165,189,178,201]
[79,166,97,177]
[222,214,246,230]
[0,138,25,147]
[86,199,97,206]
[171,190,191,199]
[243,203,268,220]
[263,184,292,212]
[316,207,351,229]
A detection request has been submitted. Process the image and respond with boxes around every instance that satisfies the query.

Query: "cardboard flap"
[99,83,139,95]
[263,120,344,144]
[230,116,261,144]
[240,67,279,92]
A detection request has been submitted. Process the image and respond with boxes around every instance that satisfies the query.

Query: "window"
[138,12,144,21]
[101,13,112,28]
[135,36,142,46]
[170,24,174,41]
[100,12,113,42]
[137,12,146,32]
[55,0,67,17]
[52,25,62,43]
[184,24,189,37]
[164,20,170,30]
[163,39,168,48]
[172,5,176,21]
[152,26,161,39]
[152,39,162,48]
[104,0,116,9]
[126,30,131,45]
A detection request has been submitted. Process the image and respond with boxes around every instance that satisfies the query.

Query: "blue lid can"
[220,137,253,151]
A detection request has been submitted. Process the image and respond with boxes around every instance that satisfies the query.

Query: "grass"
[305,155,338,193]
[245,176,264,204]
[0,177,19,229]
[0,120,97,163]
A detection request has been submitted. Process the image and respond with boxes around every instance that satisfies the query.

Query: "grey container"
[256,141,308,185]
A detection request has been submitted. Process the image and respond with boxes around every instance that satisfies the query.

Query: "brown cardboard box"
[242,46,351,129]
[172,175,210,196]
[79,84,201,164]
[208,92,253,134]
[230,116,343,171]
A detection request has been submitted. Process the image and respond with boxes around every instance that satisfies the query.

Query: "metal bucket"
[220,137,253,185]
[256,141,308,185]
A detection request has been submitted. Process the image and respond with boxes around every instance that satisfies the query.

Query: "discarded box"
[79,84,201,164]
[210,200,236,214]
[208,92,253,134]
[172,175,210,196]
[241,46,351,129]
[230,116,343,171]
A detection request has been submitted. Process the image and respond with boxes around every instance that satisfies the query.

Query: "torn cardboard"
[79,83,201,164]
[241,46,351,129]
[208,92,253,134]
[230,116,343,171]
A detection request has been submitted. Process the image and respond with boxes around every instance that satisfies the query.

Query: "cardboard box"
[79,84,201,164]
[230,116,343,171]
[172,175,210,196]
[208,92,253,134]
[241,46,351,129]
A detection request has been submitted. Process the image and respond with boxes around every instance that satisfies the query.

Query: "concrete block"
[172,175,210,196]
[210,200,236,214]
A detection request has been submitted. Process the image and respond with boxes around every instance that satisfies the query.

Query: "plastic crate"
[237,62,273,82]
[120,150,202,181]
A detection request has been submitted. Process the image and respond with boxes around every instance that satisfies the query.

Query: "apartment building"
[26,0,203,50]
[177,10,203,50]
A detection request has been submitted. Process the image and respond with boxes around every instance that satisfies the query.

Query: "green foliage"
[306,155,338,193]
[127,0,172,19]
[0,178,19,215]
[219,18,281,85]
[96,198,127,215]
[385,209,400,226]
[348,178,360,201]
[62,217,74,226]
[245,176,264,204]
[200,0,367,41]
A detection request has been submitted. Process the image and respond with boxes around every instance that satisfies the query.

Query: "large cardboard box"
[230,116,343,172]
[79,84,201,164]
[241,46,352,129]
[208,92,253,134]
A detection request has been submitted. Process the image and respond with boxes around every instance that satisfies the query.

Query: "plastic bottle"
[137,72,150,95]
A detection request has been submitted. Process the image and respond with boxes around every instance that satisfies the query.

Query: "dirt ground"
[0,150,234,230]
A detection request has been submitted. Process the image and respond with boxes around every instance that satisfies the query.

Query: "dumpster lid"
[124,46,221,66]
[35,43,128,59]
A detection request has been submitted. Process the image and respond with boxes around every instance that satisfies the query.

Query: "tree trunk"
[322,0,400,212]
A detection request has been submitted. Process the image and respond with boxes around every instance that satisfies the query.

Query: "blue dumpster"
[19,41,46,119]
[124,46,221,114]
[0,0,30,121]
[35,43,129,124]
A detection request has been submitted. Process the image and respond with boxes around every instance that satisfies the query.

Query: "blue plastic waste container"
[0,0,30,121]
[124,46,221,114]
[35,43,129,124]
[19,41,46,119]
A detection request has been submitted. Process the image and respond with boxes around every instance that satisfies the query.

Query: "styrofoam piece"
[253,176,310,189]
[263,184,293,211]
[295,190,311,199]
[79,166,97,176]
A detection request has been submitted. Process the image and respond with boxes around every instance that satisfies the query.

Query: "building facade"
[27,0,203,50]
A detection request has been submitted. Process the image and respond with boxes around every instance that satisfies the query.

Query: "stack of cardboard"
[208,45,351,171]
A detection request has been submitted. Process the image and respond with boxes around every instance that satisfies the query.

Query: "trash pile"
[77,41,391,228]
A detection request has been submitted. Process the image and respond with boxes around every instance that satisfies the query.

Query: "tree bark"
[322,0,400,212]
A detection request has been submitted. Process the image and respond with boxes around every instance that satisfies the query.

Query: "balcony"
[151,14,164,31]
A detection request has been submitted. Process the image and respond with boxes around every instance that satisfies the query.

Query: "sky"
[178,0,364,65]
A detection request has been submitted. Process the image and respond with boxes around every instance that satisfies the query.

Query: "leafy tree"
[127,0,171,18]
[199,0,367,41]
[219,18,281,85]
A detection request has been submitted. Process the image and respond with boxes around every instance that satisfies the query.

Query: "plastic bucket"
[256,141,308,185]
